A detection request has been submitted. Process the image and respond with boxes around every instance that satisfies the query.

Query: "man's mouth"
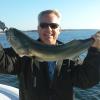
[44,33,53,37]
[46,35,53,38]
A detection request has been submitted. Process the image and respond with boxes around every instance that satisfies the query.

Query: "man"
[0,9,100,100]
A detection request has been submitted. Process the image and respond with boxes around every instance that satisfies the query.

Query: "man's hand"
[91,31,100,49]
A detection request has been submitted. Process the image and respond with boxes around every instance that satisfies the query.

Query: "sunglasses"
[39,23,59,29]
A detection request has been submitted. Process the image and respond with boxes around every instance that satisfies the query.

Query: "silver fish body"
[6,28,94,61]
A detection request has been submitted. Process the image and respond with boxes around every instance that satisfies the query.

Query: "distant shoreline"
[23,29,98,32]
[0,29,99,34]
[23,29,99,33]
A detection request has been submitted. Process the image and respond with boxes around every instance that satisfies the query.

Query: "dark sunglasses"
[39,23,59,29]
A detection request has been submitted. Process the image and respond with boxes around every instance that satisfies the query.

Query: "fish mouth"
[0,20,8,31]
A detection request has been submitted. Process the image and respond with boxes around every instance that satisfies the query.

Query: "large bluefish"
[6,28,94,61]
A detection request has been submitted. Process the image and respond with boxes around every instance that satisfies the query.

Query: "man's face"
[38,13,61,45]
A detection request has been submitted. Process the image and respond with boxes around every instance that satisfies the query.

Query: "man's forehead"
[39,13,60,24]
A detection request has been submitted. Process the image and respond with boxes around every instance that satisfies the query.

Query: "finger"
[96,31,100,34]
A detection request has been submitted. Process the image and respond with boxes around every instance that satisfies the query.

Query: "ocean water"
[0,29,100,100]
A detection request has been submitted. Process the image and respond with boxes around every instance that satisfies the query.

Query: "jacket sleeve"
[72,47,100,89]
[0,43,21,75]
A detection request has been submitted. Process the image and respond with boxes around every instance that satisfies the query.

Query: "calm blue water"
[0,29,100,100]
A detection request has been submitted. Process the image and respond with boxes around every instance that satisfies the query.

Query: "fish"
[6,28,94,61]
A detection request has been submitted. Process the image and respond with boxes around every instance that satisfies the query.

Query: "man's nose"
[47,26,52,31]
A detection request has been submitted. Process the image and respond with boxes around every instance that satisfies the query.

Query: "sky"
[0,0,100,31]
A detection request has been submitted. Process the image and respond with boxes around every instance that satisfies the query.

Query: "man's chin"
[46,40,56,45]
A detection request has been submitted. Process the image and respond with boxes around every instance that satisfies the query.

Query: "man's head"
[37,9,61,45]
